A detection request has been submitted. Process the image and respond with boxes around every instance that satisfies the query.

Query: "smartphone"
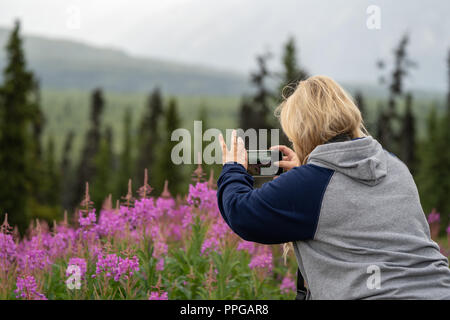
[247,150,283,177]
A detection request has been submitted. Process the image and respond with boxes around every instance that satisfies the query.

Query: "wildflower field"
[0,168,448,300]
[0,168,300,300]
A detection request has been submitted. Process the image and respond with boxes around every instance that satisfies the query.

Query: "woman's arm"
[217,162,334,244]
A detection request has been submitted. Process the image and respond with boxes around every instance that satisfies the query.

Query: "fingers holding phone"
[270,145,300,171]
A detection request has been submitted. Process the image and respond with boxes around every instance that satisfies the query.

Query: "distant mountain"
[0,27,249,95]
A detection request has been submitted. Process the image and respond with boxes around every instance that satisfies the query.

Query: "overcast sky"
[0,0,449,91]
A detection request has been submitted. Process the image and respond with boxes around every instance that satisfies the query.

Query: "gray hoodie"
[298,136,450,299]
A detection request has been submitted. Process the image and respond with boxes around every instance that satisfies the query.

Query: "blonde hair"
[276,75,368,262]
[275,75,368,165]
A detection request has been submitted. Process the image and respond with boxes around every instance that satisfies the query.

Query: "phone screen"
[247,150,283,176]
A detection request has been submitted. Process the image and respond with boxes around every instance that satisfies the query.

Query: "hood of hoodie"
[307,136,387,186]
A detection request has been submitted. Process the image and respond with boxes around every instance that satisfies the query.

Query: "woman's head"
[275,75,368,164]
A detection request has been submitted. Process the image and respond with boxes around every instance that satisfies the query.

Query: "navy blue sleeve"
[217,162,334,244]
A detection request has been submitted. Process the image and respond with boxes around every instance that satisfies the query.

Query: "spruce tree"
[277,37,309,146]
[136,88,163,186]
[417,107,441,216]
[116,109,133,198]
[239,53,274,147]
[376,34,415,155]
[29,80,47,205]
[278,36,308,98]
[155,98,183,195]
[43,136,60,207]
[417,50,450,233]
[400,93,416,173]
[60,130,75,211]
[354,91,366,123]
[73,88,105,207]
[91,126,114,209]
[0,21,36,231]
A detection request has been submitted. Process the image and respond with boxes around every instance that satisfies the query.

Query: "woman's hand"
[219,130,248,169]
[270,145,300,171]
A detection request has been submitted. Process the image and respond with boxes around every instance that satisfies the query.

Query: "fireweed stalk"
[0,166,448,299]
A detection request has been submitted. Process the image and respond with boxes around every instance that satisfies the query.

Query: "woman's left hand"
[219,130,247,169]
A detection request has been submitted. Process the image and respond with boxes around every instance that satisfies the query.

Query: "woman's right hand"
[270,145,300,171]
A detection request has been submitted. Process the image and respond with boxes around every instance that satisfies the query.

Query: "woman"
[217,75,450,300]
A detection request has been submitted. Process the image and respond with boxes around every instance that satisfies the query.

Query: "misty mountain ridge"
[0,27,250,95]
[0,27,446,100]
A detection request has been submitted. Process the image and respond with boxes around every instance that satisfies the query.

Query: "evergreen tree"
[116,109,133,198]
[155,98,183,195]
[250,53,273,132]
[60,130,75,210]
[239,53,274,147]
[91,127,114,209]
[277,37,309,146]
[136,88,164,186]
[400,93,416,173]
[417,50,450,234]
[73,88,105,207]
[43,137,60,207]
[0,21,36,231]
[354,91,366,123]
[417,107,442,214]
[278,36,308,98]
[376,34,415,155]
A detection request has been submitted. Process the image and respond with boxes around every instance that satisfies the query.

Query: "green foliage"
[0,21,36,231]
[417,106,450,232]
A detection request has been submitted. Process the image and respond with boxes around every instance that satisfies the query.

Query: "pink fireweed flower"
[17,248,51,272]
[14,275,47,300]
[115,255,139,281]
[97,209,125,237]
[149,291,168,300]
[153,240,168,259]
[200,218,230,255]
[155,197,176,218]
[169,223,182,240]
[0,233,16,270]
[249,251,273,272]
[94,254,139,281]
[236,240,256,255]
[95,253,119,279]
[201,237,220,255]
[66,257,87,279]
[181,208,193,229]
[187,182,218,210]
[78,210,97,227]
[133,198,158,223]
[156,258,164,271]
[427,209,440,224]
[280,276,296,294]
[447,225,450,235]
